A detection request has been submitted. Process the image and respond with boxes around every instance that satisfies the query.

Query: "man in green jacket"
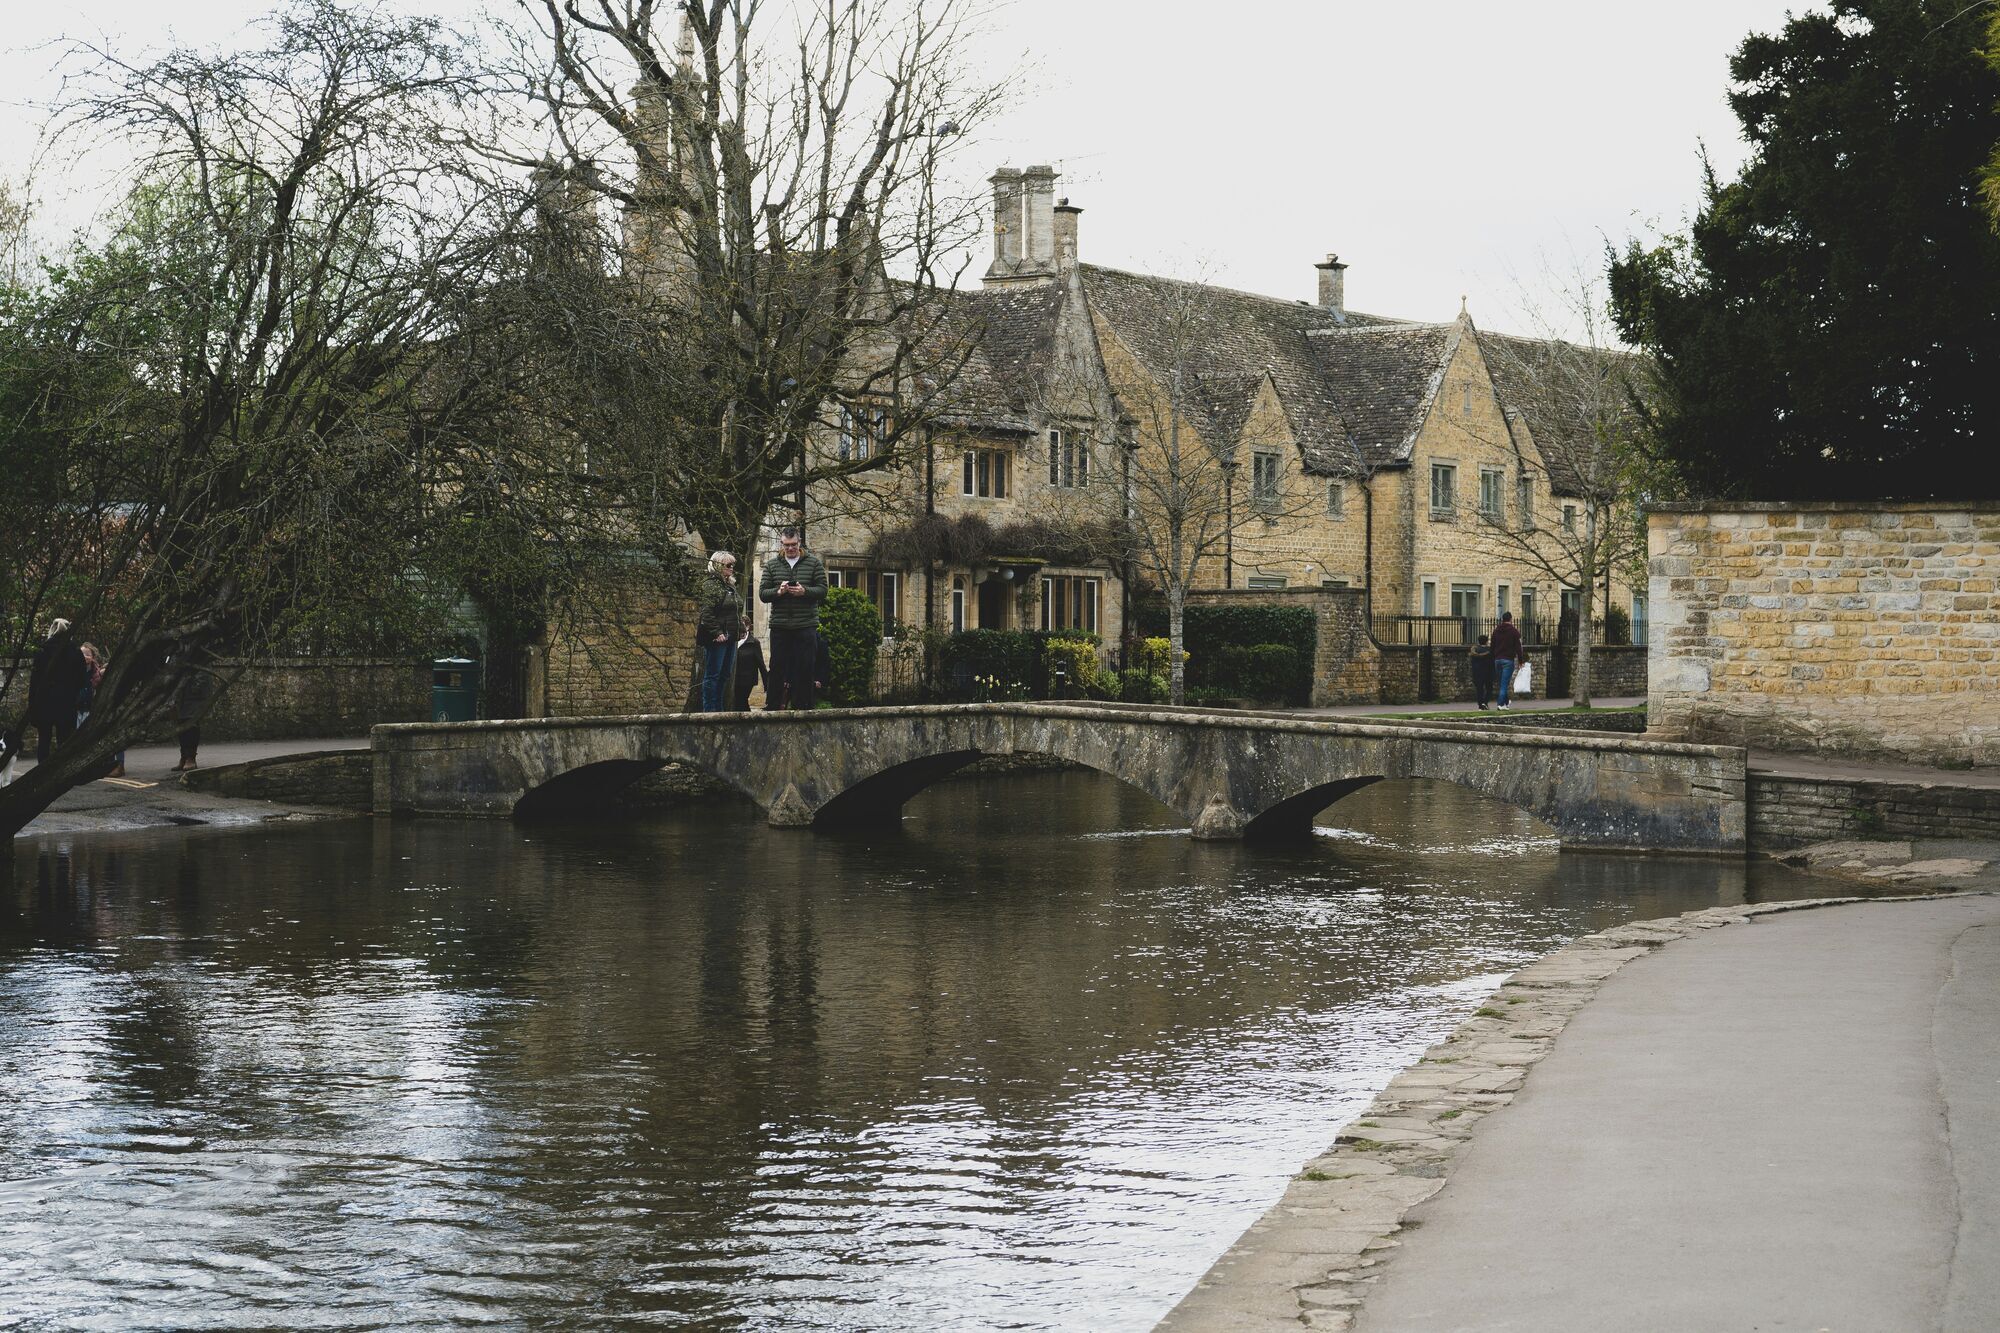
[758,526,828,709]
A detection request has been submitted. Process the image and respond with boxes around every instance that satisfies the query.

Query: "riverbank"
[1158,890,2000,1331]
[10,738,368,838]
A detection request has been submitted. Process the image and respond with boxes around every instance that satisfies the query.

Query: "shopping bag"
[1513,661,1534,697]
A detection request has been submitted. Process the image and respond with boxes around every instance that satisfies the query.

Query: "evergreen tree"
[1609,0,2000,499]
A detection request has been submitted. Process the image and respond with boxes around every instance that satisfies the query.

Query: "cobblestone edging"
[1154,893,1971,1332]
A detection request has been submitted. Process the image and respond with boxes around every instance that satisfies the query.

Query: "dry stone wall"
[1648,502,2000,767]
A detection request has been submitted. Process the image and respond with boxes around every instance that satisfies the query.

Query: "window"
[962,447,1010,498]
[1430,463,1456,515]
[1252,450,1281,508]
[951,576,966,634]
[866,570,900,631]
[1520,585,1538,634]
[1246,575,1288,589]
[1497,583,1511,618]
[1326,480,1345,517]
[1047,428,1090,488]
[826,567,855,589]
[1631,593,1649,646]
[1421,579,1438,616]
[1450,583,1481,623]
[1479,468,1505,521]
[1562,503,1578,534]
[1461,383,1474,415]
[1039,575,1100,633]
[1517,475,1534,529]
[1321,577,1351,589]
[837,404,889,462]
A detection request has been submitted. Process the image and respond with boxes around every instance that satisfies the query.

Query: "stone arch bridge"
[370,704,1747,853]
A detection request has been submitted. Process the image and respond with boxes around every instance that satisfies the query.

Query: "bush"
[1119,668,1167,703]
[1207,642,1306,704]
[819,586,882,705]
[1131,636,1172,676]
[1043,636,1100,698]
[1135,603,1314,701]
[939,629,1038,700]
[1601,604,1631,646]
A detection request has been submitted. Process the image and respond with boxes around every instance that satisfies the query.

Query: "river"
[1,771,1824,1329]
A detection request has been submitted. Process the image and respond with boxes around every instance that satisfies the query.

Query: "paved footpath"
[1347,895,2000,1332]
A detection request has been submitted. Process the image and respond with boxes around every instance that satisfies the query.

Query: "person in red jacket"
[1490,611,1525,709]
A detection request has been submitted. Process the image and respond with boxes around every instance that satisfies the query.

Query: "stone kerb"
[372,704,1748,853]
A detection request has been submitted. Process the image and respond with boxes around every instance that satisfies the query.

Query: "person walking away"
[1490,611,1524,710]
[26,618,88,764]
[171,662,215,772]
[696,551,745,712]
[758,527,828,711]
[1469,635,1495,710]
[731,623,770,711]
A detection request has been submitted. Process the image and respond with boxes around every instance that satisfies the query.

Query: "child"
[1469,634,1495,710]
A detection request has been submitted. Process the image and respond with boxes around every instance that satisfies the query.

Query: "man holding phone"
[758,526,829,710]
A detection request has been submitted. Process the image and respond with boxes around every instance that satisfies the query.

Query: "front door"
[977,577,1009,629]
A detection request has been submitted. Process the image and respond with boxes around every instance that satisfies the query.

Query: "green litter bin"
[431,657,480,722]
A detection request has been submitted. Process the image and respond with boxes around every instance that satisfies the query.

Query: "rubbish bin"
[431,657,480,722]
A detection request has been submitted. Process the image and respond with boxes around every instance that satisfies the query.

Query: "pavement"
[1347,894,2000,1333]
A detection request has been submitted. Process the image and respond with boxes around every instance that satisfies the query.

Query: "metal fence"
[1373,616,1565,647]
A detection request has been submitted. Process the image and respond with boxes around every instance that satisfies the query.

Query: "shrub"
[1131,636,1172,676]
[1135,603,1314,701]
[1208,642,1305,703]
[1043,636,1099,698]
[819,586,882,705]
[1601,604,1631,646]
[939,629,1038,700]
[1120,668,1166,703]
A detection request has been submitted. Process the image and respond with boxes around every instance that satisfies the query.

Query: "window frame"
[1430,463,1457,516]
[1478,467,1505,521]
[1251,450,1282,508]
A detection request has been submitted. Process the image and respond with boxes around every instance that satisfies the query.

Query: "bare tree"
[1469,268,1659,707]
[483,0,1005,574]
[0,0,562,836]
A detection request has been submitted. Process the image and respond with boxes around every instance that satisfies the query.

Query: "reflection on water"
[2,773,1824,1330]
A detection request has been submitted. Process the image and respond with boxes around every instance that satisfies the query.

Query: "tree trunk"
[1167,584,1187,707]
[1575,508,1598,708]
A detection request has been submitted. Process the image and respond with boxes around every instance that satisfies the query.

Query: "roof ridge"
[1306,321,1450,336]
[1079,262,1403,325]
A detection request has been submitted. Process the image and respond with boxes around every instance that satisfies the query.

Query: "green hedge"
[820,586,882,705]
[1208,643,1304,703]
[1135,603,1315,703]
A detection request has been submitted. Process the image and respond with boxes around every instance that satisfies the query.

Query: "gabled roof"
[914,282,1068,432]
[1474,328,1649,498]
[1080,264,1410,476]
[1305,322,1459,469]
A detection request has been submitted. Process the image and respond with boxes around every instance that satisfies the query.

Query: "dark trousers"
[1473,671,1493,707]
[35,716,75,763]
[178,726,201,765]
[768,627,817,711]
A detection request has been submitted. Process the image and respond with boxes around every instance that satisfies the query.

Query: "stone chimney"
[985,163,1061,285]
[1316,254,1348,311]
[1052,198,1082,274]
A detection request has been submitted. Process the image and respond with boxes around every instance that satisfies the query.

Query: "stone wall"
[1377,642,1643,707]
[183,750,374,808]
[2,656,427,741]
[1182,586,1379,706]
[1648,502,2000,767]
[539,574,698,717]
[1748,773,2000,848]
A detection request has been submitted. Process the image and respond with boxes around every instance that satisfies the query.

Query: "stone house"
[796,164,1644,663]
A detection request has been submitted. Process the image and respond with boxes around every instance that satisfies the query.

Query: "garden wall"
[2,657,428,742]
[1648,501,2000,767]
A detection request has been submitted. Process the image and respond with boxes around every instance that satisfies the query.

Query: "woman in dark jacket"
[695,552,745,712]
[26,619,88,763]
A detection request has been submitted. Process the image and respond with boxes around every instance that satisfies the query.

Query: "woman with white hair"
[26,618,89,764]
[694,551,745,712]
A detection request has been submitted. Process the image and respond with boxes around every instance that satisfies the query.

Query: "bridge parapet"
[371,704,1748,853]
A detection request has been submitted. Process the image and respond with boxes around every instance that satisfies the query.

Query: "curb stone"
[1153,891,1989,1332]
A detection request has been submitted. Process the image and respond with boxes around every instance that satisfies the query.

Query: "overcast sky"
[2,0,1824,337]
